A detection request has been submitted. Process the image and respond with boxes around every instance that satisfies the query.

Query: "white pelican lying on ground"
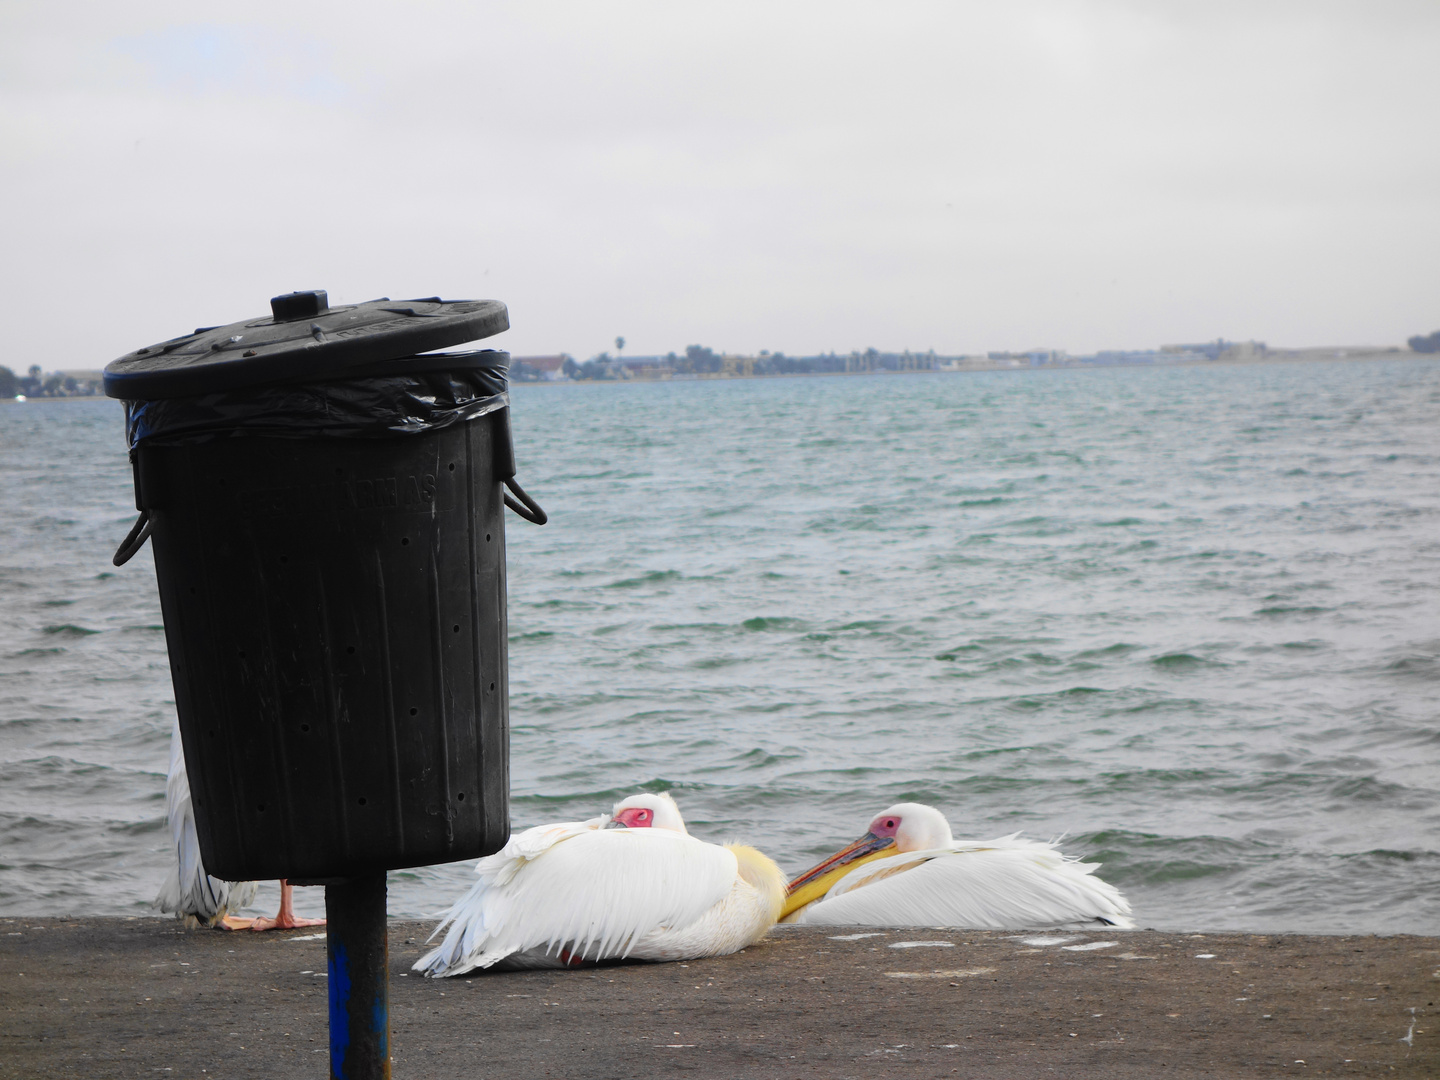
[782,802,1134,930]
[155,719,323,931]
[414,792,786,977]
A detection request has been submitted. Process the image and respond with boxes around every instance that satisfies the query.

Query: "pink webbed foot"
[248,880,327,932]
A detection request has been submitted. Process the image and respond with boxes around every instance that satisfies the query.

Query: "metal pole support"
[327,874,391,1080]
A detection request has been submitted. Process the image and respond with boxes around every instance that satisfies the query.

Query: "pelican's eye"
[869,815,902,837]
[614,806,655,829]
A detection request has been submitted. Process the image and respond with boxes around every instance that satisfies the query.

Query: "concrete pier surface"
[2,917,1435,1078]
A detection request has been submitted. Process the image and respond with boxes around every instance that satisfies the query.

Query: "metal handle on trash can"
[494,407,547,525]
[503,478,548,525]
[113,510,153,566]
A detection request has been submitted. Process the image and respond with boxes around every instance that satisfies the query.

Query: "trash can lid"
[104,290,508,400]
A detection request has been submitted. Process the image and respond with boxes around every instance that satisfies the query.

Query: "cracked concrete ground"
[2,918,1435,1078]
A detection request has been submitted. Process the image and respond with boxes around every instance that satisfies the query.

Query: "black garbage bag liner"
[121,351,508,449]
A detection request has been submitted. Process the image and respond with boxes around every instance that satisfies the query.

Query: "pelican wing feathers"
[797,834,1134,930]
[414,825,741,976]
[155,719,257,924]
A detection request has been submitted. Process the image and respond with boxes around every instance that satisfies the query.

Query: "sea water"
[1,358,1437,933]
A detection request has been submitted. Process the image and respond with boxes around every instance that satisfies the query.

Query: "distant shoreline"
[511,346,1422,386]
[2,347,1424,402]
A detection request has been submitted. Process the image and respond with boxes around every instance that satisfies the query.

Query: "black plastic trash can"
[105,290,543,883]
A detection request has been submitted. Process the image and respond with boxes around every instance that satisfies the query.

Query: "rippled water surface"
[2,359,1438,932]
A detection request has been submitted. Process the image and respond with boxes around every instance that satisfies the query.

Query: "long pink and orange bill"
[780,831,896,920]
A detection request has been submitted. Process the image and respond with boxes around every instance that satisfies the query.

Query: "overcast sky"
[3,1,1437,366]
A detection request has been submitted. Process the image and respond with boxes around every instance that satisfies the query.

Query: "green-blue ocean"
[2,358,1437,933]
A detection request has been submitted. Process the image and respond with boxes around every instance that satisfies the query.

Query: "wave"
[1150,652,1225,671]
[605,569,682,588]
[740,616,807,632]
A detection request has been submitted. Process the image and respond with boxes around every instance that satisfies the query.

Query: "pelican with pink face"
[604,792,688,833]
[782,802,1134,930]
[415,791,784,976]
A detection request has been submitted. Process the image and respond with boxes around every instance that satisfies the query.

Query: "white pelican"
[413,792,786,976]
[782,802,1134,930]
[155,720,323,931]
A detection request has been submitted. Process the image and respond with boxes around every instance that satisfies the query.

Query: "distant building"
[1025,350,1064,366]
[511,355,569,381]
[1217,341,1267,361]
[618,356,672,379]
[935,355,990,371]
[720,354,755,377]
[1160,340,1266,362]
[6,367,104,397]
[1161,341,1222,360]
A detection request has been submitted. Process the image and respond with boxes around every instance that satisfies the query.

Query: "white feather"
[414,808,784,976]
[794,833,1134,930]
[154,719,257,924]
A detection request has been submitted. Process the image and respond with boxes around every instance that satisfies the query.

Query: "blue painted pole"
[327,875,390,1080]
